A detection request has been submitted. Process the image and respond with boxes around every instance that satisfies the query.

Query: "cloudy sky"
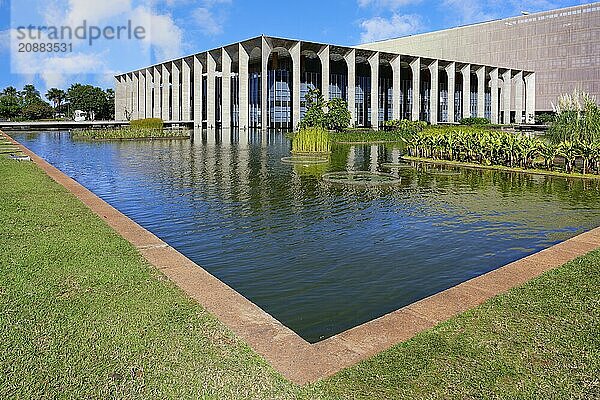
[0,0,590,93]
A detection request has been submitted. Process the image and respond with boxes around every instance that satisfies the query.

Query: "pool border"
[5,130,600,385]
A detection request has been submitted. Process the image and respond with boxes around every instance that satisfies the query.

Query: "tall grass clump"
[549,90,600,144]
[291,127,331,154]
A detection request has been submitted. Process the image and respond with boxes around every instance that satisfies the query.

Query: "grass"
[404,155,600,180]
[71,127,190,141]
[1,154,599,399]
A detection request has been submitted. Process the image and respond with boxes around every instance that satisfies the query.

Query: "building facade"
[360,2,600,112]
[114,36,535,129]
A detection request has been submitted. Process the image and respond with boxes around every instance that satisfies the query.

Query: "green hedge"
[459,117,490,125]
[130,118,164,129]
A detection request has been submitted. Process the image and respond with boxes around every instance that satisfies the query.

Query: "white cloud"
[441,0,496,24]
[8,0,186,89]
[190,0,233,37]
[132,6,183,60]
[359,13,423,43]
[192,7,224,36]
[63,0,132,26]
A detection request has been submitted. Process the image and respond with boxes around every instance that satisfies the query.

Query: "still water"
[12,130,600,342]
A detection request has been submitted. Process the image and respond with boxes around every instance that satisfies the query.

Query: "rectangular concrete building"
[359,2,600,113]
[115,35,535,129]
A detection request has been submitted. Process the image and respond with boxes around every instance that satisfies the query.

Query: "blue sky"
[0,0,591,94]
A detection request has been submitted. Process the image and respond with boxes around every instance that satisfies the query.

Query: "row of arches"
[116,38,534,128]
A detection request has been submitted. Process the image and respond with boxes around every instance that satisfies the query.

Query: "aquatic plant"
[291,127,331,154]
[405,126,600,175]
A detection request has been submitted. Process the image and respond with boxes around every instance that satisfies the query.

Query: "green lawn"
[1,156,598,399]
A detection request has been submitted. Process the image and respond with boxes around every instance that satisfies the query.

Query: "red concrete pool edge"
[4,129,600,385]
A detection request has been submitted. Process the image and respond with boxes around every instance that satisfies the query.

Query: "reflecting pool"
[12,129,600,342]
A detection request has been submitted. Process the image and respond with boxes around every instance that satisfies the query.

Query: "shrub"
[459,117,490,125]
[326,98,351,132]
[535,112,556,125]
[298,89,352,132]
[384,119,427,135]
[130,118,164,129]
[299,89,326,130]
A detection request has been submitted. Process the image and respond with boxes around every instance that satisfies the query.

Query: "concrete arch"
[267,46,294,129]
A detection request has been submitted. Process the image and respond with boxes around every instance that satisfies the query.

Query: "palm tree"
[45,88,66,112]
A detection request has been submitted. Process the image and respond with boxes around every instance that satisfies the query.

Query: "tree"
[21,84,41,107]
[67,84,109,120]
[0,86,22,120]
[96,89,115,120]
[46,88,66,111]
[21,100,54,120]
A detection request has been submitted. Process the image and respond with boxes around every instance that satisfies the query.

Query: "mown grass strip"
[1,146,598,399]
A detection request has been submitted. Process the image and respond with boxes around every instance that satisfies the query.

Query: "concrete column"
[145,69,152,119]
[161,64,170,121]
[525,72,536,124]
[181,59,191,121]
[207,52,216,129]
[261,37,271,130]
[291,41,301,130]
[476,66,486,119]
[391,55,401,121]
[410,58,420,121]
[132,72,140,120]
[153,67,161,119]
[429,60,439,125]
[502,69,512,124]
[318,45,330,101]
[193,55,203,128]
[114,76,125,121]
[171,62,180,121]
[445,62,455,123]
[369,52,379,130]
[222,48,232,129]
[514,71,524,124]
[238,43,249,130]
[124,74,132,120]
[345,49,356,126]
[490,68,499,124]
[138,71,145,119]
[461,64,471,119]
